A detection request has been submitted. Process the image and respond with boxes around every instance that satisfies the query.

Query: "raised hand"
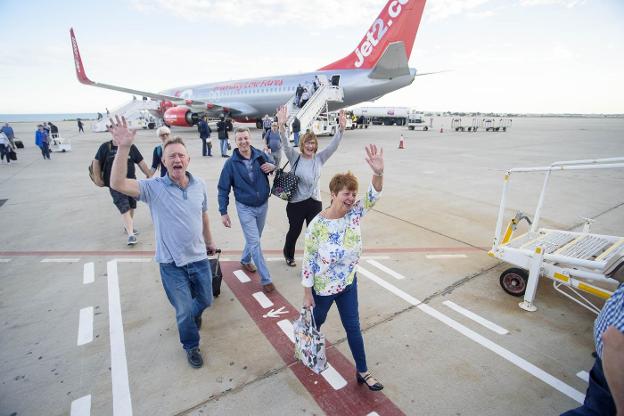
[365,144,384,175]
[276,105,288,127]
[108,115,136,147]
[338,109,347,132]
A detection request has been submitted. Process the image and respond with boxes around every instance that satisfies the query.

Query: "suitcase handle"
[207,248,222,255]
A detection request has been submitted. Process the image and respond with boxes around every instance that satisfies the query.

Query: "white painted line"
[417,303,585,404]
[425,254,467,259]
[107,260,133,415]
[77,307,94,346]
[41,258,80,263]
[357,266,421,306]
[361,266,585,405]
[0,258,11,263]
[361,255,391,260]
[83,262,95,285]
[367,412,380,416]
[277,319,295,343]
[70,395,91,416]
[252,292,274,309]
[442,301,509,335]
[116,258,151,263]
[366,259,406,280]
[233,270,251,283]
[320,364,348,390]
[576,370,589,383]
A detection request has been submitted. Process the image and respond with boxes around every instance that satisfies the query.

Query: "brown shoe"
[241,262,257,273]
[262,283,275,293]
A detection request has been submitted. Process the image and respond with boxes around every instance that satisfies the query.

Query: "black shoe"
[356,372,384,391]
[222,154,230,158]
[285,258,297,267]
[186,347,203,368]
[195,314,202,330]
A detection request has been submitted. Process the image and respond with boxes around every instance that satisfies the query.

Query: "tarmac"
[1,116,623,416]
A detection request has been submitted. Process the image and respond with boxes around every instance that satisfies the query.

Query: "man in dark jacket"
[216,116,229,158]
[217,127,277,293]
[198,116,212,156]
[292,117,301,146]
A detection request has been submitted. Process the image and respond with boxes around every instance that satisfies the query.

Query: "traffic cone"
[398,134,405,149]
[440,127,444,133]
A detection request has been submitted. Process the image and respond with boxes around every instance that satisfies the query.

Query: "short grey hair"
[156,126,171,137]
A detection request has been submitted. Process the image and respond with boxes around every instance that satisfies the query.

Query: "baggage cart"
[489,157,624,313]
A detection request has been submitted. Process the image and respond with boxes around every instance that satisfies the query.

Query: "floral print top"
[301,183,381,296]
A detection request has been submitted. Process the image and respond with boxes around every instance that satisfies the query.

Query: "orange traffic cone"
[398,134,405,149]
[440,127,444,133]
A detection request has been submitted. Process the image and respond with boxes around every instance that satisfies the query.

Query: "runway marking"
[357,265,585,404]
[107,260,133,416]
[576,371,589,383]
[116,258,151,263]
[426,254,467,259]
[252,292,274,308]
[233,269,251,283]
[0,258,11,262]
[442,301,509,335]
[77,307,94,346]
[357,266,422,305]
[70,395,91,416]
[366,259,406,280]
[368,413,381,416]
[41,258,80,263]
[221,262,405,415]
[83,262,94,284]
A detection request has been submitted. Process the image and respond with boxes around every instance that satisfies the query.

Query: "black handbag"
[9,149,17,161]
[271,156,300,201]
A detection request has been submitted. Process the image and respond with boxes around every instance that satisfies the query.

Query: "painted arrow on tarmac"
[263,306,288,318]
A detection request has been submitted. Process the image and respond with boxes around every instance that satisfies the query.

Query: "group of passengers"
[98,105,386,392]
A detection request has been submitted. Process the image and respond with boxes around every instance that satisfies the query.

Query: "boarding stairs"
[91,99,162,133]
[285,75,344,140]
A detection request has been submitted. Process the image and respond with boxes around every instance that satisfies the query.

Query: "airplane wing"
[70,28,228,113]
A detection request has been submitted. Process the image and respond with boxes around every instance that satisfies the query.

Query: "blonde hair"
[299,131,318,153]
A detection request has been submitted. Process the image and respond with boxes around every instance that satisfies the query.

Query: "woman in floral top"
[302,144,384,391]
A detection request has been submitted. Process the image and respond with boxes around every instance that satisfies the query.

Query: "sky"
[1,0,623,114]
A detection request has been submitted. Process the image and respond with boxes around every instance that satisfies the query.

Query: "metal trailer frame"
[489,157,624,313]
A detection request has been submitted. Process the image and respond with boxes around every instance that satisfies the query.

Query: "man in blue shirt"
[109,115,216,369]
[562,282,624,415]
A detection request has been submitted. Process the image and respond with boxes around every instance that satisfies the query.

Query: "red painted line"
[0,246,487,257]
[221,262,405,416]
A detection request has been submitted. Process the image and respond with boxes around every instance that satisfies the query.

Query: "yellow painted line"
[553,272,569,283]
[577,282,612,300]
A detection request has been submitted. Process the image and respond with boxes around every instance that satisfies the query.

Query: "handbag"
[293,307,328,374]
[271,156,300,201]
[9,149,17,161]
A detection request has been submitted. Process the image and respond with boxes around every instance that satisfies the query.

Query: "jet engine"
[163,106,200,127]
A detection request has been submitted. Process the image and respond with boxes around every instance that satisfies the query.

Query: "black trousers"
[283,198,322,260]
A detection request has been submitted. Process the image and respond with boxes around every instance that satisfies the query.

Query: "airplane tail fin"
[319,0,426,72]
[70,28,94,85]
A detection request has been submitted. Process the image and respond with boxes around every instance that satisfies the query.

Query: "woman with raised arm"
[277,105,346,267]
[301,144,385,391]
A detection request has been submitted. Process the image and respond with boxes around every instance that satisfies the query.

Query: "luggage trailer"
[489,157,624,313]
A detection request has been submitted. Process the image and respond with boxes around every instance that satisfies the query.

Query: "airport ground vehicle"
[352,107,408,126]
[407,111,429,131]
[450,117,480,132]
[489,157,624,314]
[483,118,512,132]
[50,133,71,152]
[309,112,351,136]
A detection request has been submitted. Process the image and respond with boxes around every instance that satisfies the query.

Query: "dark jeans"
[159,259,213,350]
[561,356,616,416]
[0,144,10,163]
[312,277,367,373]
[283,198,322,261]
[40,143,50,159]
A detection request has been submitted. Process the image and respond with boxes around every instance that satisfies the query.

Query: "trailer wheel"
[500,268,528,297]
[423,126,428,131]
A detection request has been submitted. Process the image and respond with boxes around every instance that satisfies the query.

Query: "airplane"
[71,0,427,129]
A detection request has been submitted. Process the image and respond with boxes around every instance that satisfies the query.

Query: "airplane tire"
[500,268,528,297]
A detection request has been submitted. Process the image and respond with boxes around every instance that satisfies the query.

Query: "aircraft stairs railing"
[285,75,344,140]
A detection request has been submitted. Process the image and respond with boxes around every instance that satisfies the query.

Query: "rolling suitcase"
[209,249,223,297]
[15,140,24,149]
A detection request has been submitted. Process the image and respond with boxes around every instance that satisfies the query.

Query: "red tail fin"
[70,28,94,85]
[320,0,426,71]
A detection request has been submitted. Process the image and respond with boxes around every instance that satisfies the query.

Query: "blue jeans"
[293,131,300,146]
[219,139,228,156]
[159,259,213,350]
[561,356,616,416]
[235,200,272,285]
[312,277,367,372]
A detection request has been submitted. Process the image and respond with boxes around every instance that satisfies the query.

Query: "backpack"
[89,141,112,187]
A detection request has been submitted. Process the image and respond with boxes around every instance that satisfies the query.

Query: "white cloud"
[129,0,380,28]
[519,0,586,8]
[426,0,492,22]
